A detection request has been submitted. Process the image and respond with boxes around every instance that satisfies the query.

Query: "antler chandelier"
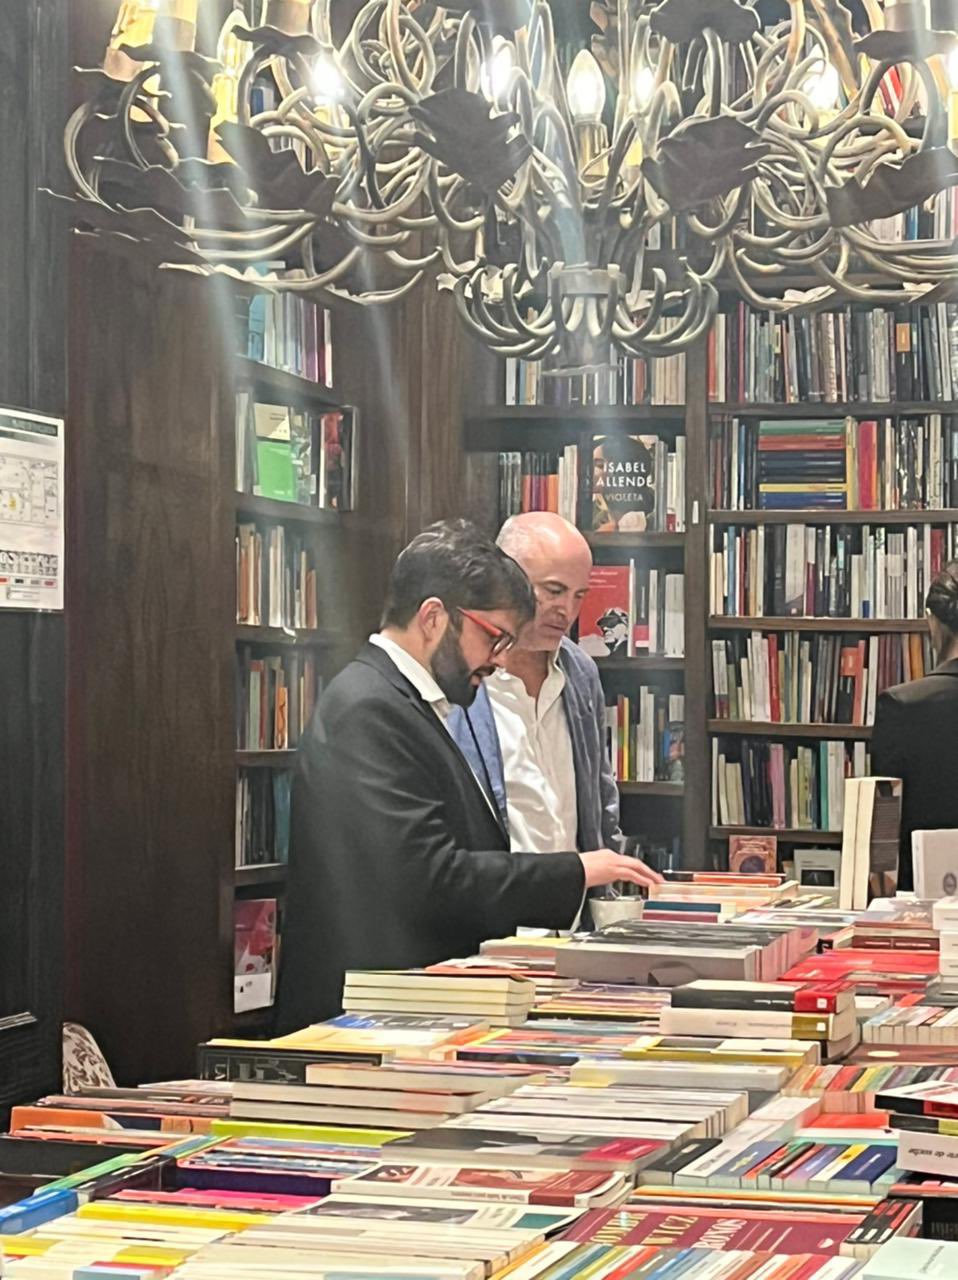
[63,0,958,370]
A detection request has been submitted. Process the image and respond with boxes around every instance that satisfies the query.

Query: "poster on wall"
[0,405,64,612]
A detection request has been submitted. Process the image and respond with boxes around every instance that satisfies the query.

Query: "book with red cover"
[562,1202,863,1253]
[783,950,938,997]
[577,566,633,658]
[335,1162,624,1207]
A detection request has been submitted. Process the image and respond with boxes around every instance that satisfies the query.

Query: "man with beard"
[275,519,648,1028]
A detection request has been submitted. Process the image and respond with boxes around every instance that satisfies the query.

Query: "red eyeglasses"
[457,607,517,656]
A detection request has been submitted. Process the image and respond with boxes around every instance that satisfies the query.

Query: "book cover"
[729,835,778,875]
[233,899,278,1013]
[590,435,657,532]
[563,1202,861,1252]
[577,566,632,658]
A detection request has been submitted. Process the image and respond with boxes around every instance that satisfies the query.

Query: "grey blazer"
[446,636,623,854]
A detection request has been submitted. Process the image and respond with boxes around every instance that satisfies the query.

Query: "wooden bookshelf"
[462,360,703,868]
[236,625,341,647]
[709,826,844,846]
[709,616,928,633]
[584,532,684,549]
[596,656,685,673]
[708,720,873,741]
[710,509,958,526]
[235,356,341,410]
[235,493,352,527]
[618,781,685,797]
[236,750,299,767]
[235,863,289,888]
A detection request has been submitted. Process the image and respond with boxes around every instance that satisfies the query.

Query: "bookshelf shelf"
[236,625,341,647]
[584,531,685,550]
[236,750,298,767]
[235,493,351,527]
[710,401,952,418]
[596,656,685,672]
[710,509,958,527]
[709,825,844,846]
[709,616,928,634]
[708,719,873,741]
[618,781,685,797]
[471,404,687,423]
[236,356,341,410]
[235,863,289,888]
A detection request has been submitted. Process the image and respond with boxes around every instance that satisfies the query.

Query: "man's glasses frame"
[457,607,516,656]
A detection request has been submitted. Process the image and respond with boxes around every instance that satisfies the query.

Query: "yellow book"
[210,1117,405,1145]
[806,1142,868,1186]
[77,1201,263,1231]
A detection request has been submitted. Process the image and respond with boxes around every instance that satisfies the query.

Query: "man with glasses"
[276,519,650,1029]
[449,512,661,894]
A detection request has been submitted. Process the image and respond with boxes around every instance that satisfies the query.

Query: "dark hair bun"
[927,561,958,635]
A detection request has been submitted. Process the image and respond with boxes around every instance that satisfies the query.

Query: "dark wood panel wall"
[0,0,69,1111]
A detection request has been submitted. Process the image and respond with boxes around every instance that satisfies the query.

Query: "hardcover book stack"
[661,980,859,1061]
[643,872,801,925]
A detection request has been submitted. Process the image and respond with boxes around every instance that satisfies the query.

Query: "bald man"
[448,513,661,886]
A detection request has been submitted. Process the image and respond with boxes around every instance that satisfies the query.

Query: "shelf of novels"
[234,863,289,888]
[708,825,844,846]
[707,719,873,741]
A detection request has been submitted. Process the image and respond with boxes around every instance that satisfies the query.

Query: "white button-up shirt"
[486,657,579,854]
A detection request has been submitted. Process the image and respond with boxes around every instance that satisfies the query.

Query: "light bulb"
[566,49,606,124]
[312,54,345,104]
[947,46,958,91]
[632,64,655,111]
[803,61,840,113]
[481,38,514,101]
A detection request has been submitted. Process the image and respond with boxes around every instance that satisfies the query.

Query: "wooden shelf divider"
[708,719,872,741]
[618,781,684,797]
[235,863,289,887]
[236,625,342,647]
[709,616,928,634]
[709,826,844,846]
[236,750,299,767]
[710,509,958,527]
[235,356,342,409]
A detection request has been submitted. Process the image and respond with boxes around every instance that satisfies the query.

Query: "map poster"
[0,405,64,612]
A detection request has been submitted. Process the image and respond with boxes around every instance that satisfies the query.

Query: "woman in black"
[871,563,958,892]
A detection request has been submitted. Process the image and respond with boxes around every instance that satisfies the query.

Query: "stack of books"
[660,980,858,1059]
[881,1083,958,1183]
[341,970,537,1028]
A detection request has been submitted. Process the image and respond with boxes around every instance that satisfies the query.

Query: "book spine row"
[235,770,292,868]
[244,292,332,387]
[497,449,578,523]
[711,737,870,831]
[504,351,685,407]
[236,648,319,751]
[711,415,958,511]
[235,397,354,512]
[708,301,958,405]
[711,631,932,727]
[710,522,958,619]
[236,522,319,631]
[605,690,685,784]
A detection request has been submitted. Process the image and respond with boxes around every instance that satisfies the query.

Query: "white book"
[913,830,958,900]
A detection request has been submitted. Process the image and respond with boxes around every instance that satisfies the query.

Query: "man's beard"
[431,627,494,708]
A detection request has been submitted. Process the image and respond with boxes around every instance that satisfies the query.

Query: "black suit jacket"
[275,642,585,1031]
[871,658,958,891]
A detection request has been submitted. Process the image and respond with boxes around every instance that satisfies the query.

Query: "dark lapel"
[935,658,958,677]
[355,642,510,844]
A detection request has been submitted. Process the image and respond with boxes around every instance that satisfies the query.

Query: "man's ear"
[417,596,448,644]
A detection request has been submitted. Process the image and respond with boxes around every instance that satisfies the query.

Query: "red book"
[767,633,781,722]
[794,982,849,1014]
[563,1203,863,1254]
[577,566,633,659]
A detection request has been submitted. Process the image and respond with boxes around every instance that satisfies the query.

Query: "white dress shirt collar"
[369,632,451,722]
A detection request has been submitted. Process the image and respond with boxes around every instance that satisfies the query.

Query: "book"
[233,899,278,1013]
[590,434,658,532]
[862,1238,958,1279]
[333,1162,628,1208]
[839,778,903,911]
[729,834,778,874]
[577,565,633,657]
[912,830,958,900]
[388,1127,665,1173]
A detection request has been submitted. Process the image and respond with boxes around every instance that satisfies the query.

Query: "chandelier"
[62,0,958,370]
